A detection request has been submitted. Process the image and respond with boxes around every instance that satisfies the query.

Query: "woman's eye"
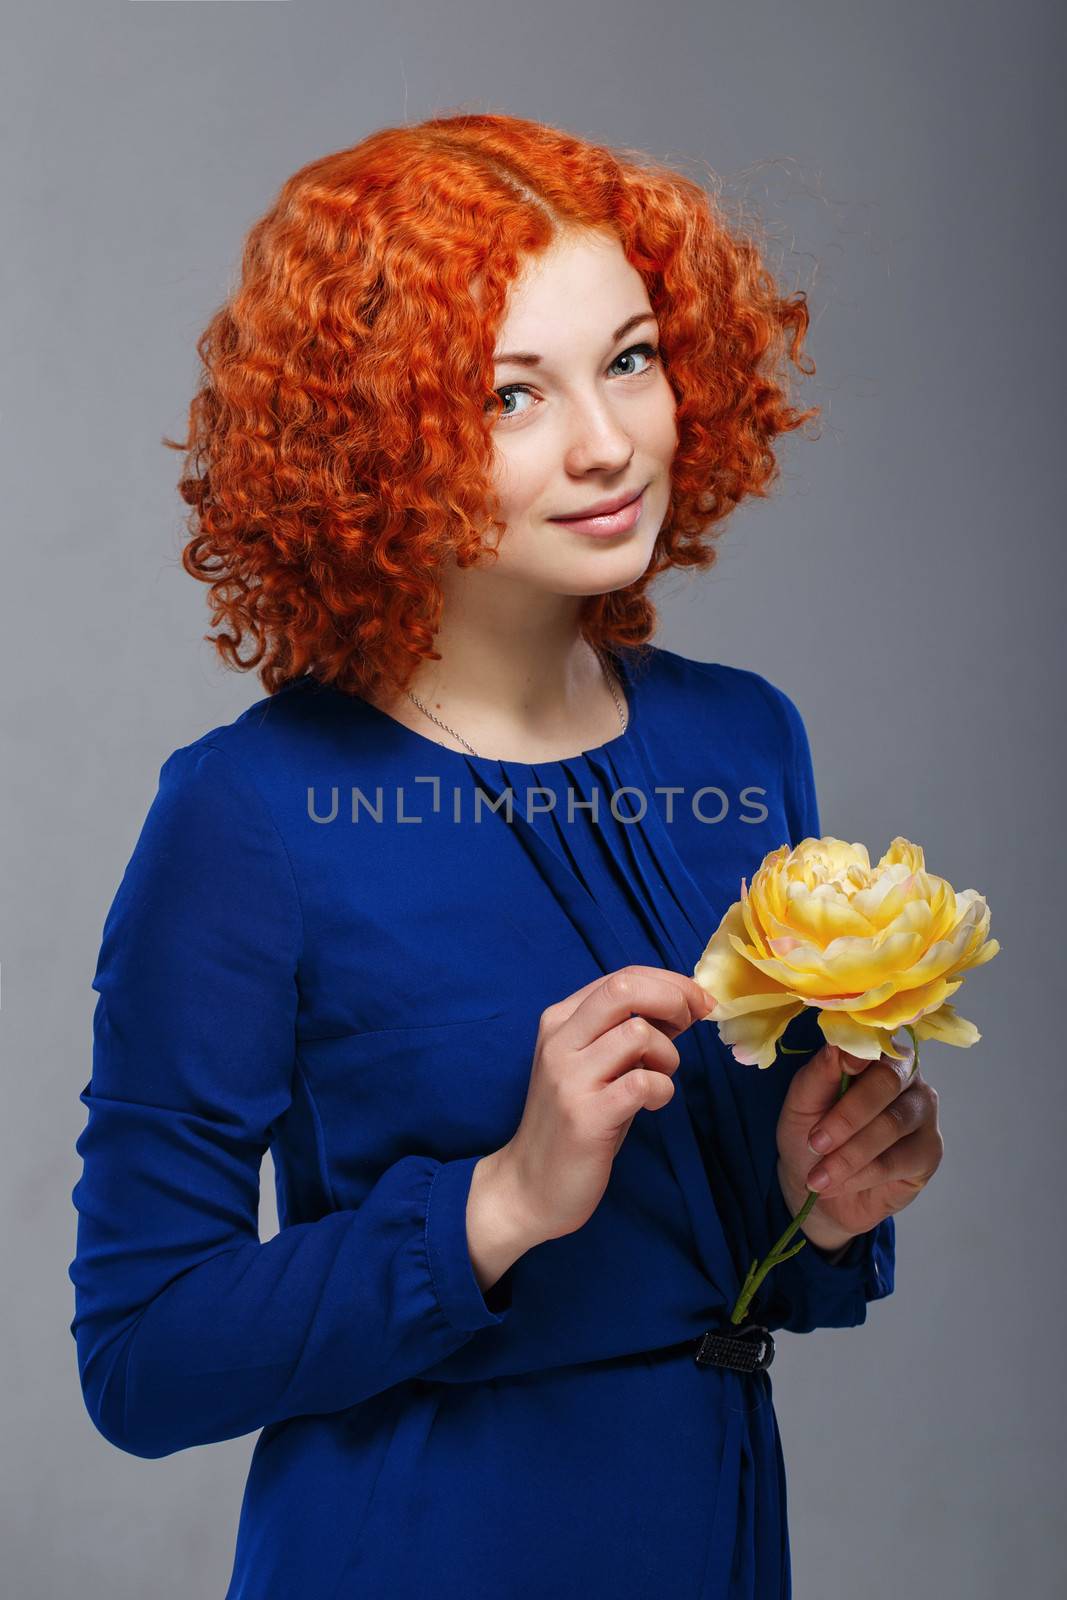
[487,342,660,424]
[609,341,659,378]
[488,387,533,422]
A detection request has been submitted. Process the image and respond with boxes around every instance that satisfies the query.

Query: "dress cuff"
[424,1154,515,1333]
[804,1228,867,1270]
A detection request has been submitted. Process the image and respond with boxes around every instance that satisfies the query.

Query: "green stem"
[728,1025,920,1327]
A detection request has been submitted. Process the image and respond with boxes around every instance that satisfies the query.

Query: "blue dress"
[69,642,894,1599]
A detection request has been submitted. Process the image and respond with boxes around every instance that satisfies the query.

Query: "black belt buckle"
[693,1322,775,1374]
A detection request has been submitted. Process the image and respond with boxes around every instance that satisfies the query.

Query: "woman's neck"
[367,633,625,761]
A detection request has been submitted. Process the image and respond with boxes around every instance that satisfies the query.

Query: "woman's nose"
[562,400,635,475]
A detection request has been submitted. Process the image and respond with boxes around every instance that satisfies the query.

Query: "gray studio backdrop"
[2,1,1062,1596]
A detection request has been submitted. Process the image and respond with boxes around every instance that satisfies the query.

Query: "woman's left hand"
[775,1038,945,1250]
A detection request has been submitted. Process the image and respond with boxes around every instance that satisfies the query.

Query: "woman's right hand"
[494,966,714,1245]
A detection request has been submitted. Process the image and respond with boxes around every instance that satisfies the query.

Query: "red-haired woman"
[70,113,936,1598]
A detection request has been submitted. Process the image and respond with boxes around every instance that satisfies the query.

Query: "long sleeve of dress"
[751,681,897,1335]
[68,743,512,1461]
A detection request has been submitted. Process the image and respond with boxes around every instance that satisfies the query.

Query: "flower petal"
[716,1001,804,1070]
[694,903,790,1017]
[877,837,927,873]
[848,973,963,1028]
[817,1011,907,1061]
[781,885,874,943]
[910,1001,981,1047]
[955,935,1000,972]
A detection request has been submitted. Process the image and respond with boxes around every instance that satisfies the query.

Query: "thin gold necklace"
[405,645,627,758]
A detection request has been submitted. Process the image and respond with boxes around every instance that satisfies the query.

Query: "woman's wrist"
[466,1149,544,1294]
[776,1159,857,1256]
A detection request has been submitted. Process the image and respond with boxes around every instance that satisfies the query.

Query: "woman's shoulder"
[155,675,366,793]
[636,643,807,738]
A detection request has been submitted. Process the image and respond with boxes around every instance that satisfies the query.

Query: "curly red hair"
[165,111,819,703]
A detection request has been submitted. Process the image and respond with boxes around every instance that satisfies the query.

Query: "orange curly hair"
[165,111,819,704]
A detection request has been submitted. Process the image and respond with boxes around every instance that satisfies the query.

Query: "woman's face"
[473,229,679,600]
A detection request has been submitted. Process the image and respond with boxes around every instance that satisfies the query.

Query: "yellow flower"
[694,836,999,1071]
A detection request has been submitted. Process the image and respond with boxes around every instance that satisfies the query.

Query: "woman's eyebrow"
[493,311,658,368]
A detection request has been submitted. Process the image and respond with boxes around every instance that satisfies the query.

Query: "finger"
[583,1013,681,1087]
[778,1040,883,1133]
[805,1043,920,1157]
[837,1047,876,1075]
[555,969,709,1050]
[811,1126,939,1211]
[805,1083,938,1197]
[547,967,712,1033]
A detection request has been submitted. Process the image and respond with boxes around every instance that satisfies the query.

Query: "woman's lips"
[549,486,646,537]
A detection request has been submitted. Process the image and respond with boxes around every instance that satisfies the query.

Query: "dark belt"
[693,1322,775,1374]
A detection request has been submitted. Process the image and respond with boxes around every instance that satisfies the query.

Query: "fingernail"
[808,1128,833,1154]
[808,1167,830,1189]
